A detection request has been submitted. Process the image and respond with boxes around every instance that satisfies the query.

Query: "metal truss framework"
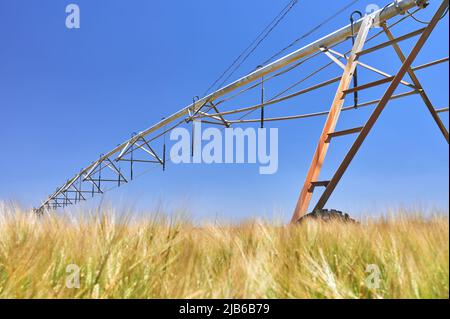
[36,0,449,220]
[291,0,449,222]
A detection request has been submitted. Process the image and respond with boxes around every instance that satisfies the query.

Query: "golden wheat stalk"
[0,203,448,299]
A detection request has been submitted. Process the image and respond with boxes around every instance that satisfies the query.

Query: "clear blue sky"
[0,0,448,222]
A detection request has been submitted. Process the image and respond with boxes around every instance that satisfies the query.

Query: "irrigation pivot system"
[36,0,449,223]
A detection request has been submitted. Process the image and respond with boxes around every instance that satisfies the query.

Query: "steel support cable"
[233,77,340,122]
[216,17,398,109]
[406,4,449,24]
[227,90,419,123]
[258,8,426,116]
[261,0,362,66]
[270,9,421,98]
[200,77,339,119]
[203,0,299,96]
[213,44,346,107]
[204,58,346,119]
[210,44,349,117]
[212,4,419,109]
[212,0,370,107]
[214,0,300,92]
[202,11,421,121]
[214,49,328,107]
[270,60,336,101]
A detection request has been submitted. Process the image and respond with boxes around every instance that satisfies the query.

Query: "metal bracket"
[394,0,408,14]
[416,0,429,9]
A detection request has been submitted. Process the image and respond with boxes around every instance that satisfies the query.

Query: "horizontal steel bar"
[200,120,229,126]
[118,159,161,163]
[343,76,395,95]
[357,27,426,56]
[64,190,97,194]
[326,126,364,142]
[308,180,330,192]
[226,90,419,123]
[411,57,449,71]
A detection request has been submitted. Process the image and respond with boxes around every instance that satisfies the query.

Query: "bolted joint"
[395,0,428,15]
[415,0,429,9]
[394,0,408,14]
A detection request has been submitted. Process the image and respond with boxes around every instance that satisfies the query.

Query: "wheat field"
[0,203,448,299]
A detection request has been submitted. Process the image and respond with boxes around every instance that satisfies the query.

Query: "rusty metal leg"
[290,16,373,223]
[312,0,449,213]
[382,23,449,143]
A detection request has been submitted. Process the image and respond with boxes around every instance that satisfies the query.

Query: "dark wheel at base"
[297,209,358,224]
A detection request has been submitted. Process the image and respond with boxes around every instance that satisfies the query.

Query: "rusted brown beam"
[412,57,449,71]
[290,16,373,223]
[356,27,426,57]
[326,126,364,142]
[312,0,449,213]
[342,76,395,95]
[308,181,330,192]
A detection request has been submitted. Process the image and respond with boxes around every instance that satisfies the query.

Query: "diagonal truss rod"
[382,23,449,143]
[322,47,416,88]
